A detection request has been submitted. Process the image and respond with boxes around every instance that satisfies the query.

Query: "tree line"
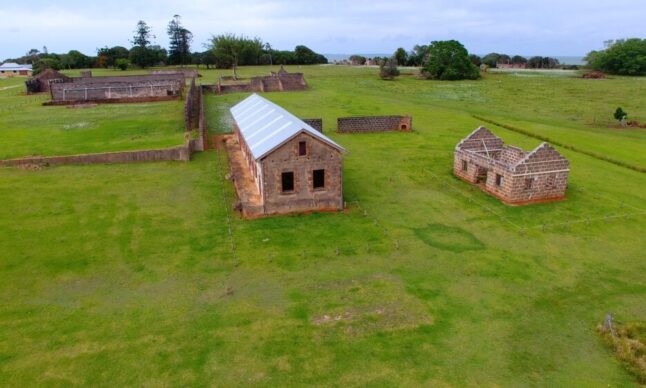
[3,17,327,74]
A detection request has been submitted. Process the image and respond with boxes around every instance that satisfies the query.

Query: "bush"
[614,107,627,122]
[115,58,129,71]
[598,320,646,384]
[379,57,400,80]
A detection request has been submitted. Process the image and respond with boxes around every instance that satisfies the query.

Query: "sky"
[1,0,645,59]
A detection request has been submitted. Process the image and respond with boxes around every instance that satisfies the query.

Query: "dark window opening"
[281,172,294,192]
[400,124,407,130]
[298,141,307,156]
[524,177,534,190]
[313,169,325,189]
[462,160,468,171]
[545,175,556,189]
[495,174,504,187]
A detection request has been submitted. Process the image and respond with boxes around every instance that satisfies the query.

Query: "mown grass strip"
[473,115,646,173]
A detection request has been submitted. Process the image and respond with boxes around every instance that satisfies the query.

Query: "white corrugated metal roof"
[0,62,32,70]
[230,93,345,160]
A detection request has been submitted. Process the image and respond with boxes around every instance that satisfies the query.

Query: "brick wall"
[260,132,343,215]
[0,145,191,167]
[302,118,323,132]
[50,74,185,102]
[337,115,412,133]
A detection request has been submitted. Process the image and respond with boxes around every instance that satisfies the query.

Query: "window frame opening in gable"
[281,171,295,193]
[313,169,325,190]
[298,141,307,156]
[495,173,504,187]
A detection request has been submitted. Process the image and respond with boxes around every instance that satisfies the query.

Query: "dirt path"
[0,85,22,91]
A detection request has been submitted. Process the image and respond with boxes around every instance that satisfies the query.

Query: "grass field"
[0,65,645,386]
[0,74,184,160]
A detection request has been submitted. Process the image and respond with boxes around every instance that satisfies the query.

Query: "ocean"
[324,54,586,65]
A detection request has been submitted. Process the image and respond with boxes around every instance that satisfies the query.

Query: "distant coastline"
[324,53,585,65]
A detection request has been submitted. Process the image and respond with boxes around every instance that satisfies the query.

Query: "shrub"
[379,57,400,80]
[614,107,627,122]
[115,58,129,71]
[598,320,646,384]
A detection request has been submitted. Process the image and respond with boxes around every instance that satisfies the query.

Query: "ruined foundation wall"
[302,118,323,133]
[337,115,412,133]
[50,74,185,102]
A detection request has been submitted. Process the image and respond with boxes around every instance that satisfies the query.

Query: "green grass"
[0,65,644,386]
[0,75,185,159]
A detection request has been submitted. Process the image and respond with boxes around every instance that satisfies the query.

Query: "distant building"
[0,63,33,78]
[229,94,346,216]
[496,63,527,69]
[454,126,570,204]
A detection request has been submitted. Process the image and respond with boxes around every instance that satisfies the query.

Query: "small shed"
[0,63,33,78]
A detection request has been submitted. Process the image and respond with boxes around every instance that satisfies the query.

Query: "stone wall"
[4,75,207,167]
[50,74,185,102]
[302,118,323,132]
[260,131,344,215]
[211,72,308,95]
[0,145,191,167]
[337,115,412,133]
[454,145,569,205]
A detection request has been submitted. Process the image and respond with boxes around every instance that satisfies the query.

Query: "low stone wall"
[302,118,323,132]
[44,95,179,106]
[50,74,185,103]
[4,76,208,168]
[337,115,412,133]
[0,145,190,167]
[209,72,308,95]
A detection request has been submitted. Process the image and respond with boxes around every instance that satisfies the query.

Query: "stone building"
[454,127,570,204]
[0,63,32,78]
[25,69,72,94]
[229,93,345,217]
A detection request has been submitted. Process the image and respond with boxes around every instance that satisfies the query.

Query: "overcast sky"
[1,0,644,59]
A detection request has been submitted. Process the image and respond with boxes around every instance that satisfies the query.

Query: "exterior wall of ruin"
[214,73,307,95]
[453,148,568,204]
[337,115,412,133]
[260,132,343,215]
[0,145,191,167]
[50,74,185,102]
[302,118,323,133]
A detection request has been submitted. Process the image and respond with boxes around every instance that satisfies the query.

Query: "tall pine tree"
[167,15,193,66]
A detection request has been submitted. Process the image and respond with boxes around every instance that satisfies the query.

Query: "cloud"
[1,0,645,59]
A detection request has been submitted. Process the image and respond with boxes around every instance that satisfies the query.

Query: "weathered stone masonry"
[48,74,185,103]
[454,126,570,205]
[337,115,412,133]
[229,94,345,217]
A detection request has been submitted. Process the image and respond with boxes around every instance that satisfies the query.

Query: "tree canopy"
[585,39,646,76]
[422,40,480,80]
[167,15,193,66]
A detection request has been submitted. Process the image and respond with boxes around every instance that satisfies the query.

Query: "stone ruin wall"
[214,73,307,95]
[454,147,569,204]
[50,74,185,102]
[302,118,323,133]
[337,115,412,133]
